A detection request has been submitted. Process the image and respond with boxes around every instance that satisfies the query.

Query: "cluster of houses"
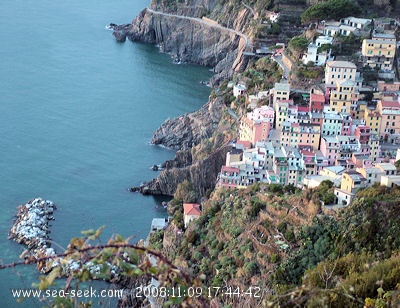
[303,16,397,75]
[218,16,400,206]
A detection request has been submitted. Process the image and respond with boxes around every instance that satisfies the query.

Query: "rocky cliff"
[124,1,252,197]
[131,94,232,196]
[135,144,231,196]
[151,95,224,151]
[126,8,249,83]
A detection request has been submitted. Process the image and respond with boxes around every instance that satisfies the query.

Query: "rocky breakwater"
[122,7,249,84]
[9,199,132,283]
[132,96,232,196]
[9,198,57,273]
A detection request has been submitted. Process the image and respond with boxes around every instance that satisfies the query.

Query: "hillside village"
[217,15,400,207]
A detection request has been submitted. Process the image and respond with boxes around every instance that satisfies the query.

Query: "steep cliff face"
[151,96,224,150]
[138,144,231,196]
[125,1,251,196]
[127,8,248,82]
[133,95,231,196]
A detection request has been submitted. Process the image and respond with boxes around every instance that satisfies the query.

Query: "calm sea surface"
[0,0,211,305]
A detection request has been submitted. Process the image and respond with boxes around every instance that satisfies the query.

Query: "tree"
[174,180,198,203]
[288,35,309,60]
[301,0,361,24]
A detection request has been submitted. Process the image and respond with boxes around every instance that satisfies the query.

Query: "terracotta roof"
[279,99,294,104]
[310,93,326,102]
[298,106,310,112]
[183,203,201,216]
[236,140,252,149]
[381,100,400,109]
[221,165,240,173]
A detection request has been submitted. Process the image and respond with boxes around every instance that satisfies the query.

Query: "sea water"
[0,0,211,306]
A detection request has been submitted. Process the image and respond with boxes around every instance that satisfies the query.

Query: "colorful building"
[322,111,343,136]
[239,117,271,145]
[361,32,396,70]
[218,166,240,188]
[183,203,201,228]
[377,99,400,138]
[329,80,359,114]
[309,93,326,113]
[272,82,290,111]
[364,108,381,134]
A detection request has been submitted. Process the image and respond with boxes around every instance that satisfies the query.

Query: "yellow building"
[354,101,367,120]
[340,170,367,193]
[335,169,367,205]
[362,33,396,70]
[329,80,359,114]
[364,108,381,134]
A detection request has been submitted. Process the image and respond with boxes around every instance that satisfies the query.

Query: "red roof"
[381,100,400,109]
[298,106,310,112]
[310,93,325,103]
[221,165,240,173]
[236,140,252,149]
[183,203,201,216]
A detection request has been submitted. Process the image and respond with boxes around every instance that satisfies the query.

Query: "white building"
[233,83,246,97]
[325,60,357,87]
[340,17,371,30]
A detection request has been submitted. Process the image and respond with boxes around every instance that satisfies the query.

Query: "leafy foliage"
[241,57,282,93]
[288,35,308,60]
[5,184,400,306]
[301,0,362,23]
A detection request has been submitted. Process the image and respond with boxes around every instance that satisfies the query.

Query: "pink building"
[240,117,271,146]
[247,105,275,123]
[377,99,400,138]
[218,166,240,188]
[351,153,370,168]
[354,125,371,144]
[320,136,339,166]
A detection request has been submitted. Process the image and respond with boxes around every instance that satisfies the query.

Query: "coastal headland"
[112,1,253,197]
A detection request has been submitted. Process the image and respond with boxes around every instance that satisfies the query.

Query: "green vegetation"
[6,180,400,307]
[288,35,308,60]
[297,66,323,79]
[241,57,282,93]
[164,184,400,305]
[301,0,362,23]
